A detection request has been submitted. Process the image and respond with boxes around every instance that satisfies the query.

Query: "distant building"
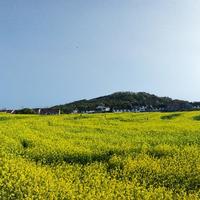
[39,108,60,115]
[85,110,95,114]
[193,105,200,109]
[113,109,121,113]
[32,108,41,114]
[132,106,147,112]
[191,102,200,110]
[72,109,79,114]
[96,105,110,112]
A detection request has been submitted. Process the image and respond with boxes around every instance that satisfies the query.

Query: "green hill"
[52,92,192,113]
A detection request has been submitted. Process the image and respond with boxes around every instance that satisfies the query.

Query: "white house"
[96,105,110,112]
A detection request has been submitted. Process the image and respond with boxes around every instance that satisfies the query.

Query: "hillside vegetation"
[1,112,200,199]
[52,92,195,113]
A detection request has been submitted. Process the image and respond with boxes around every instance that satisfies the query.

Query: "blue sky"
[1,0,200,109]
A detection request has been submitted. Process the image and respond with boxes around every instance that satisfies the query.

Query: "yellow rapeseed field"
[1,111,200,199]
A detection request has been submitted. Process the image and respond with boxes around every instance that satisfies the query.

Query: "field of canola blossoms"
[1,111,200,199]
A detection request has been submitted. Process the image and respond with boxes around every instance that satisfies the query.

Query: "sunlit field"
[1,111,200,199]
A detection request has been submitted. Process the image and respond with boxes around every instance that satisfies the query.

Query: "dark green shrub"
[160,113,181,120]
[193,115,200,121]
[16,108,36,114]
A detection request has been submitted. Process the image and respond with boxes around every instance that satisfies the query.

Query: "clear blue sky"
[1,0,200,109]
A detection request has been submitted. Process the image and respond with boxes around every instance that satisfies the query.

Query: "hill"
[52,92,195,113]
